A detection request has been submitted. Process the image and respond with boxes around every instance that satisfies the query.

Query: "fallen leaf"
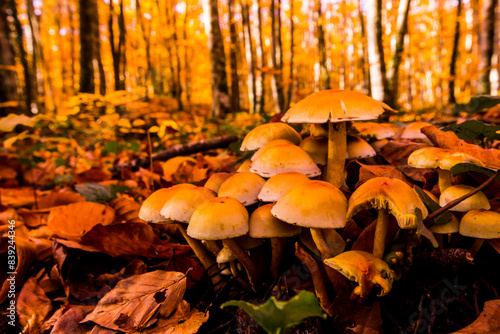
[38,191,86,209]
[138,300,209,334]
[82,270,187,332]
[379,140,432,183]
[346,161,408,190]
[351,218,399,253]
[0,113,36,132]
[488,239,500,255]
[0,187,37,207]
[17,277,52,334]
[50,306,94,334]
[47,202,115,241]
[18,208,50,228]
[348,302,383,334]
[451,299,500,333]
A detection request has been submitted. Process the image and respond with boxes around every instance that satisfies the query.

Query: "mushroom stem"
[325,121,347,188]
[230,260,251,289]
[435,234,444,249]
[373,208,389,259]
[177,224,223,289]
[223,239,262,291]
[270,237,286,279]
[470,238,485,255]
[295,242,333,316]
[204,240,222,256]
[310,228,350,296]
[437,168,453,193]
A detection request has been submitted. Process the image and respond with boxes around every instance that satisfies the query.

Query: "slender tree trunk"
[79,0,95,93]
[477,0,497,94]
[67,0,76,93]
[357,0,370,95]
[387,0,411,108]
[285,0,294,110]
[165,1,180,102]
[366,0,388,102]
[270,0,285,112]
[315,0,330,91]
[0,2,20,112]
[171,1,184,110]
[93,0,106,96]
[183,4,191,103]
[340,0,347,89]
[136,0,151,101]
[449,0,462,104]
[241,0,256,113]
[203,0,229,117]
[227,0,240,113]
[255,0,266,113]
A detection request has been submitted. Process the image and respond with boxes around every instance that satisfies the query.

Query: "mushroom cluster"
[138,89,496,315]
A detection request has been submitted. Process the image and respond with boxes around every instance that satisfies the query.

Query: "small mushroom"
[299,136,328,166]
[257,172,310,203]
[240,122,302,151]
[218,172,266,206]
[347,177,428,259]
[204,172,232,194]
[439,185,491,213]
[460,209,500,255]
[324,250,394,299]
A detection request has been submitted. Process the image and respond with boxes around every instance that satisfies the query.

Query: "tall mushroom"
[282,90,389,187]
[347,177,428,259]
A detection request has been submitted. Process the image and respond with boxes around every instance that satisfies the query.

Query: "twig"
[424,171,500,226]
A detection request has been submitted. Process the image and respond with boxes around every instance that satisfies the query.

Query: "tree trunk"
[241,0,257,113]
[79,0,95,93]
[357,0,370,95]
[285,0,294,110]
[366,0,388,102]
[171,1,184,110]
[227,0,240,113]
[255,0,266,113]
[315,0,330,91]
[270,0,285,112]
[449,0,462,104]
[68,0,76,93]
[183,6,191,103]
[477,0,497,95]
[387,0,411,108]
[0,2,20,113]
[136,0,151,101]
[93,0,105,96]
[203,0,229,117]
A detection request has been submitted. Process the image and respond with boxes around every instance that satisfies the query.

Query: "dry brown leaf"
[82,270,187,332]
[488,239,500,255]
[17,277,53,334]
[137,300,209,334]
[451,299,500,333]
[50,306,94,334]
[47,202,115,241]
[37,191,86,209]
[109,196,144,224]
[0,187,37,207]
[75,167,112,183]
[0,165,17,180]
[379,140,432,183]
[346,161,409,190]
[0,237,36,304]
[348,302,383,333]
[351,217,399,253]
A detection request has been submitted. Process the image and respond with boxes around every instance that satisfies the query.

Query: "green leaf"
[414,186,451,225]
[75,182,116,203]
[221,290,327,334]
[54,157,67,167]
[442,120,500,142]
[450,163,500,180]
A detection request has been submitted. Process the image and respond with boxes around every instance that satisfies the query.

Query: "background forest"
[0,0,498,117]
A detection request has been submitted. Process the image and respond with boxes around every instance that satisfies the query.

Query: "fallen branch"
[413,248,474,267]
[421,125,500,168]
[110,135,239,172]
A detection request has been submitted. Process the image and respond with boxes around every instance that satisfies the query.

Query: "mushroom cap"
[400,121,432,140]
[439,185,491,212]
[251,139,295,162]
[429,214,460,234]
[216,245,236,263]
[299,136,328,165]
[408,148,484,170]
[257,172,310,202]
[138,184,197,223]
[159,186,216,223]
[370,139,390,153]
[240,122,302,151]
[347,177,428,229]
[347,136,377,160]
[218,172,266,206]
[236,160,252,172]
[249,204,302,238]
[460,209,500,239]
[187,197,249,240]
[353,122,397,140]
[204,172,232,194]
[271,180,347,229]
[250,143,322,178]
[324,250,394,297]
[282,90,386,124]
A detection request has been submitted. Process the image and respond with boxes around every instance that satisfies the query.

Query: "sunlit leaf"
[221,290,327,334]
[443,120,500,142]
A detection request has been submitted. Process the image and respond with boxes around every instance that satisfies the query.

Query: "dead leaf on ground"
[379,140,432,183]
[488,239,500,256]
[75,167,112,183]
[48,306,95,334]
[47,202,115,241]
[351,217,399,254]
[137,300,209,334]
[109,196,144,224]
[17,277,53,334]
[18,208,50,228]
[37,191,86,209]
[0,237,36,304]
[82,270,187,332]
[346,161,409,190]
[0,187,37,207]
[451,299,500,333]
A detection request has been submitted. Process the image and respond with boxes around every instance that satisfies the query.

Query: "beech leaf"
[82,270,187,332]
[443,120,500,142]
[450,163,500,179]
[221,290,327,334]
